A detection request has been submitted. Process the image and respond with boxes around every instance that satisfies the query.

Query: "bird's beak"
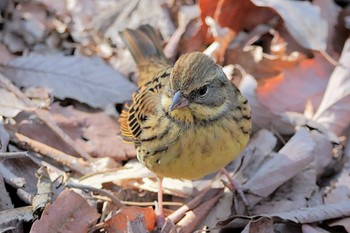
[169,91,189,112]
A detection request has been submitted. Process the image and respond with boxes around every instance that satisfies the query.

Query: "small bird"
[119,25,251,225]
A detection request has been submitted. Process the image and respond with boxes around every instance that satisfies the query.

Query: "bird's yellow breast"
[138,116,249,180]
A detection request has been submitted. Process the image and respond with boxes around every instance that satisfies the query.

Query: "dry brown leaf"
[256,53,332,117]
[30,189,100,233]
[198,0,276,42]
[312,38,350,136]
[241,217,274,233]
[0,88,26,118]
[104,206,156,232]
[0,156,38,202]
[15,103,135,161]
[177,189,223,233]
[3,53,137,108]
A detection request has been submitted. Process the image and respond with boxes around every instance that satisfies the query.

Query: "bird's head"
[161,52,237,125]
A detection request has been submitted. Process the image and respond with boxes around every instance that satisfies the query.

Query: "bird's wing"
[119,68,171,143]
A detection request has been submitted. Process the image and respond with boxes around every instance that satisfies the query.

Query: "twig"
[0,151,28,159]
[66,181,124,208]
[168,187,223,224]
[0,74,92,160]
[8,130,91,175]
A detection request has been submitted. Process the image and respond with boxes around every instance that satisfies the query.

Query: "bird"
[119,25,252,226]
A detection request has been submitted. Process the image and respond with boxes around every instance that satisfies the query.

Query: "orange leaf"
[104,206,156,232]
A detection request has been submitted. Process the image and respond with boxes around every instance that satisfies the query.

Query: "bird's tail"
[119,25,170,86]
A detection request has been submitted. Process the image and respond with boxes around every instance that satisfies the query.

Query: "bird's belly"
[141,119,249,179]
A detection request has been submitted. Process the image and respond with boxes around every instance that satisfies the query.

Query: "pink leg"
[156,176,165,228]
[221,168,249,207]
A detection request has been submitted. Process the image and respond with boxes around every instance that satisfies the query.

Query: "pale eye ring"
[198,85,208,96]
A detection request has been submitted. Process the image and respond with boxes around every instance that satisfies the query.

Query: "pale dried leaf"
[3,54,136,108]
[309,130,333,178]
[0,206,33,225]
[221,202,350,229]
[94,0,175,44]
[313,0,340,52]
[0,44,16,65]
[0,124,10,152]
[312,38,350,135]
[324,166,350,205]
[266,202,350,224]
[251,0,327,51]
[30,189,100,233]
[243,128,315,206]
[0,176,13,210]
[0,89,26,118]
[231,129,277,185]
[302,224,330,233]
[252,159,319,215]
[200,191,233,230]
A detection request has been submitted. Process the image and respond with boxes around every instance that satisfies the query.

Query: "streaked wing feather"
[119,68,171,142]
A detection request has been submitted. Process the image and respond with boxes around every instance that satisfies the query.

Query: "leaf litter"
[0,0,350,232]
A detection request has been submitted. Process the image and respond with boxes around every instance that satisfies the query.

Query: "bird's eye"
[198,85,208,96]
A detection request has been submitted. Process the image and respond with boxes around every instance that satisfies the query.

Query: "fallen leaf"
[0,175,13,210]
[302,224,331,233]
[0,89,26,118]
[0,124,10,152]
[243,128,315,207]
[241,217,274,233]
[0,206,33,226]
[198,0,276,42]
[220,202,350,229]
[15,103,136,160]
[0,44,16,65]
[3,53,137,108]
[251,0,327,51]
[256,53,332,117]
[104,206,155,232]
[312,38,350,136]
[30,189,100,233]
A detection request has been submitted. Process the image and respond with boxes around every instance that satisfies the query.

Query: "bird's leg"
[220,168,249,209]
[156,176,165,228]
